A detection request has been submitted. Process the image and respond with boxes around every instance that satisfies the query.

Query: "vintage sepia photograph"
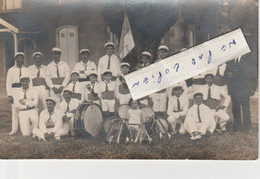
[0,0,258,159]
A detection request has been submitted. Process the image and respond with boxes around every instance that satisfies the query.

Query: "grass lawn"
[0,87,258,159]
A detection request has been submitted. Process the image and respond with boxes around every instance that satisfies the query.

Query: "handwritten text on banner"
[125,28,250,100]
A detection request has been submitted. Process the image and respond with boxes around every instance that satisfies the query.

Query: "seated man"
[32,97,62,141]
[167,86,189,135]
[183,92,216,140]
[15,75,38,136]
[58,89,80,137]
[197,73,230,131]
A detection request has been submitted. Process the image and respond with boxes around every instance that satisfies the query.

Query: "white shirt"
[185,103,214,124]
[84,81,99,101]
[196,84,231,107]
[6,65,32,96]
[45,60,70,88]
[67,81,84,101]
[73,60,97,79]
[58,98,80,116]
[28,64,48,79]
[97,54,120,80]
[167,95,189,116]
[15,87,38,110]
[127,108,142,125]
[39,109,62,134]
[97,81,117,99]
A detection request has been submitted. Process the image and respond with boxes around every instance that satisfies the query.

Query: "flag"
[119,13,135,60]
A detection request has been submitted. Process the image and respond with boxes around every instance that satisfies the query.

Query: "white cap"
[158,45,169,51]
[141,51,152,58]
[120,62,130,68]
[19,75,30,81]
[15,52,25,58]
[102,70,112,75]
[52,47,62,53]
[70,71,80,76]
[88,71,98,77]
[45,97,56,105]
[79,49,90,54]
[63,88,72,94]
[32,52,43,58]
[104,42,115,48]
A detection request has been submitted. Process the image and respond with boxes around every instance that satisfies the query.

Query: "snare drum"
[74,102,103,137]
[118,104,130,119]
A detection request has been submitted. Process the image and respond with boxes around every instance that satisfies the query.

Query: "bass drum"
[74,102,103,137]
[118,104,130,119]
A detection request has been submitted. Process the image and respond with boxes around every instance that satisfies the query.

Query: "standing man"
[6,52,31,135]
[97,42,121,82]
[45,47,70,104]
[73,49,97,85]
[28,52,49,113]
[154,45,169,63]
[225,55,257,131]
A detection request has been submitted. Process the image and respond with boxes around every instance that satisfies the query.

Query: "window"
[1,0,22,11]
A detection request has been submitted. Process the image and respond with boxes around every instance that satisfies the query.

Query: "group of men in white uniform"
[6,42,231,141]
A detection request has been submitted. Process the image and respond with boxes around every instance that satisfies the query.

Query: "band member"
[58,89,80,137]
[73,49,97,85]
[167,81,188,97]
[126,99,144,141]
[191,72,208,93]
[183,92,216,140]
[15,75,38,136]
[151,88,167,118]
[84,71,100,104]
[97,42,121,81]
[225,55,257,131]
[28,52,49,113]
[97,70,117,118]
[32,97,62,141]
[45,47,70,104]
[6,52,32,135]
[167,86,189,135]
[196,73,230,131]
[67,71,84,103]
[155,45,169,63]
[133,51,152,71]
[117,62,132,105]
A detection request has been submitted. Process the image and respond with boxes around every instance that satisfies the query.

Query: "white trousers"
[101,99,115,112]
[167,113,185,133]
[32,128,60,140]
[10,88,21,133]
[56,117,74,136]
[211,109,229,128]
[33,86,49,113]
[184,118,216,135]
[19,109,39,136]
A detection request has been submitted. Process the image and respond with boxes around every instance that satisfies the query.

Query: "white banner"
[125,28,250,100]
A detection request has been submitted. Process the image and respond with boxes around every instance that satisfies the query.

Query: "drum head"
[118,104,130,119]
[83,104,103,137]
[140,105,155,122]
[103,116,119,134]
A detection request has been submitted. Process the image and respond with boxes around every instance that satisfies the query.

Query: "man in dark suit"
[225,54,257,131]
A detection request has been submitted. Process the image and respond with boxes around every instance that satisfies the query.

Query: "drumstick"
[135,126,142,143]
[116,122,124,144]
